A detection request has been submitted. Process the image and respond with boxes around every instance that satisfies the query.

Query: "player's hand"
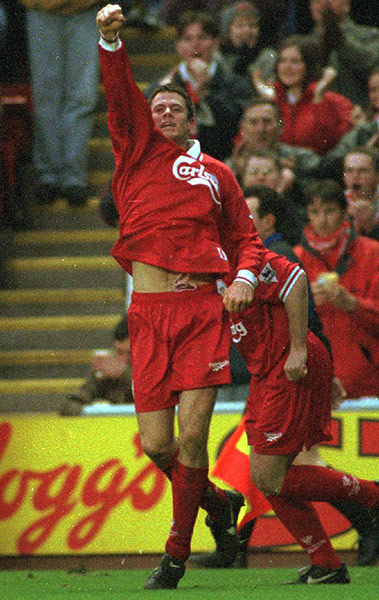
[223,280,254,312]
[284,346,308,381]
[331,376,346,409]
[96,4,125,41]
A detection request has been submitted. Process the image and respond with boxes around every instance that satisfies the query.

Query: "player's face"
[114,337,131,364]
[177,22,218,63]
[229,15,259,49]
[368,72,379,113]
[277,46,306,89]
[241,104,280,149]
[307,197,345,236]
[344,153,377,199]
[151,92,193,146]
[243,157,280,190]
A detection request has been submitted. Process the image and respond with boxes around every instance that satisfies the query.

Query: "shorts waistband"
[131,282,218,304]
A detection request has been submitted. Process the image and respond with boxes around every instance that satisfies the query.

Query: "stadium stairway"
[0,25,176,413]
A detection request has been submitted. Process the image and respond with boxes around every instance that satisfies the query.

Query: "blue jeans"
[26,8,100,188]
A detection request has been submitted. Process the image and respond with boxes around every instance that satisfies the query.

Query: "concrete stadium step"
[0,378,85,413]
[31,197,108,230]
[11,229,118,258]
[0,287,125,317]
[0,349,100,379]
[0,313,121,351]
[8,255,125,289]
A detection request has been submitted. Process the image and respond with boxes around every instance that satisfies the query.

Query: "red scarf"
[304,221,352,270]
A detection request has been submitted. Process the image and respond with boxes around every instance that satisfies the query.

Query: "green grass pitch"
[0,567,377,599]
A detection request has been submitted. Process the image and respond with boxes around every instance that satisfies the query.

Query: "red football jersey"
[99,42,263,279]
[230,250,305,378]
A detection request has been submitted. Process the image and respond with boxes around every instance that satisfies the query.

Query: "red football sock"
[165,461,208,562]
[161,453,227,521]
[267,495,340,569]
[281,465,379,509]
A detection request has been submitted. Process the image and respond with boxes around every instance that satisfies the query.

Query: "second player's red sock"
[281,465,379,509]
[165,461,208,562]
[267,494,341,569]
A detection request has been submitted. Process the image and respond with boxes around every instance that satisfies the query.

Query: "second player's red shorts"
[128,283,231,412]
[245,332,333,454]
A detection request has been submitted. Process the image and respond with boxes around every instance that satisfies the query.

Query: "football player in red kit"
[96,4,264,589]
[226,248,379,584]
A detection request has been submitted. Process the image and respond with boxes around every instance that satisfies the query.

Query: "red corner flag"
[211,416,271,519]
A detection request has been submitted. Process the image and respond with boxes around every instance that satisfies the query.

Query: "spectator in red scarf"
[294,178,379,398]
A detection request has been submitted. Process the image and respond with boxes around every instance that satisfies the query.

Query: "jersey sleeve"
[99,41,154,167]
[255,250,304,305]
[218,166,264,285]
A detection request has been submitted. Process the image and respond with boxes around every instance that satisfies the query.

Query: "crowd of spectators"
[0,0,378,400]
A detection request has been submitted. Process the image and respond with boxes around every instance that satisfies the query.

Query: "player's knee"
[139,435,172,467]
[178,429,207,460]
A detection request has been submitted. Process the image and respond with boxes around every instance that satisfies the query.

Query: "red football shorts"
[245,333,333,454]
[128,283,231,412]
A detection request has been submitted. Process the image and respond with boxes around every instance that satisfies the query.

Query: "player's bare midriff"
[132,261,216,292]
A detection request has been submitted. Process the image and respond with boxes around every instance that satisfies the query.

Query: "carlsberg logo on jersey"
[173,155,221,206]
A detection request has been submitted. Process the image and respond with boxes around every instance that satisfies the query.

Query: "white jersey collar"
[186,139,202,160]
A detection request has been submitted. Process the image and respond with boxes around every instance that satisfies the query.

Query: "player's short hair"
[306,179,347,211]
[244,185,288,230]
[148,83,195,121]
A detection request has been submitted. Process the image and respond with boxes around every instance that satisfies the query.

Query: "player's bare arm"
[283,271,308,381]
[96,3,125,41]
